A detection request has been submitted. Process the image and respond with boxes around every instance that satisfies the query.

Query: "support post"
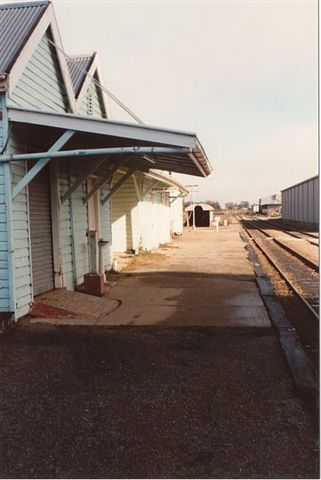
[132,173,142,201]
[3,162,16,318]
[101,166,137,205]
[49,160,63,288]
[0,93,16,323]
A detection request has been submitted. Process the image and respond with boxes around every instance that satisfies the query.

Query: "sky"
[13,0,320,205]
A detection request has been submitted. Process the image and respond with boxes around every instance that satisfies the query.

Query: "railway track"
[252,217,319,246]
[240,217,319,320]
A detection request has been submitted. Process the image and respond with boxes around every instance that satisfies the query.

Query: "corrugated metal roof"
[0,1,49,74]
[281,175,319,192]
[66,55,95,97]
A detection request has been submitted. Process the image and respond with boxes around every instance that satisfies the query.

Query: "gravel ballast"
[0,324,318,479]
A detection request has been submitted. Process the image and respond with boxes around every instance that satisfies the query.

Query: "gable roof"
[0,1,49,74]
[185,203,214,211]
[67,54,95,97]
[1,0,108,115]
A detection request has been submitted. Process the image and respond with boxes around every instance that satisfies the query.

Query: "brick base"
[83,273,106,297]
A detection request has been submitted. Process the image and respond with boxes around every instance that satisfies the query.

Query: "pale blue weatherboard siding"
[79,78,106,118]
[0,95,10,312]
[59,163,74,290]
[8,29,69,112]
[69,172,89,285]
[100,183,112,268]
[8,131,32,318]
[58,162,112,287]
[0,169,10,311]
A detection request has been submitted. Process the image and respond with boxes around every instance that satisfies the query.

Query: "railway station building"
[258,193,282,216]
[0,1,212,323]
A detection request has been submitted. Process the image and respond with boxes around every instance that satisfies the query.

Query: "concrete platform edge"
[240,231,318,398]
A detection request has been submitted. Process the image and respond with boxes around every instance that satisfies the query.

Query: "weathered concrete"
[101,224,271,327]
[29,224,271,328]
[101,275,269,326]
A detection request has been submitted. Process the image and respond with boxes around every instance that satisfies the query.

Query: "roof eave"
[7,106,212,177]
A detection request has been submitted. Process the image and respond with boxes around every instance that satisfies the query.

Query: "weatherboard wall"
[110,173,172,254]
[7,128,33,319]
[58,162,113,288]
[111,173,139,253]
[99,183,113,269]
[69,172,89,286]
[0,94,11,314]
[7,29,70,112]
[79,78,106,118]
[170,191,184,235]
[59,163,74,290]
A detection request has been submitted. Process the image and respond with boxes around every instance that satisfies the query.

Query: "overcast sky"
[19,0,321,204]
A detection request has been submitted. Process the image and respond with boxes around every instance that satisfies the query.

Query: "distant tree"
[205,200,221,211]
[225,202,235,210]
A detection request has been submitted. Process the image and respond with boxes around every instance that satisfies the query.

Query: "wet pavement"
[0,224,318,478]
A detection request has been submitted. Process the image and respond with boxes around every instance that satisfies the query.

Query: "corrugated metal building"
[0,1,212,323]
[281,176,319,225]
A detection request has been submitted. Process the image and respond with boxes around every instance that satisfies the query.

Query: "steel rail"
[241,218,319,272]
[253,217,319,245]
[240,219,319,321]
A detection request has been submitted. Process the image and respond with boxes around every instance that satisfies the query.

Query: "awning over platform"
[6,107,212,178]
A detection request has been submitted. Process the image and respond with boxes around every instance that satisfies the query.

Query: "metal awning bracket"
[170,193,184,205]
[60,156,107,205]
[11,130,75,200]
[82,157,130,205]
[143,180,160,197]
[1,146,190,163]
[101,166,137,205]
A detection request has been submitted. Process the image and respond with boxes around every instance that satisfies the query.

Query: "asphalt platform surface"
[0,226,318,478]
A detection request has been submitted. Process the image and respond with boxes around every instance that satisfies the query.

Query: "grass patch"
[159,242,179,250]
[124,250,166,271]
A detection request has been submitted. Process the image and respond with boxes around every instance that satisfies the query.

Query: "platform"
[28,223,271,327]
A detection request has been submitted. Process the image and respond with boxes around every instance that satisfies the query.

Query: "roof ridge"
[0,1,49,10]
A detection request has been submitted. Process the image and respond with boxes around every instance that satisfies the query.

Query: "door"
[29,164,54,296]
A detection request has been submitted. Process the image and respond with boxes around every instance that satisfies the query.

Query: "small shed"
[185,203,214,227]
